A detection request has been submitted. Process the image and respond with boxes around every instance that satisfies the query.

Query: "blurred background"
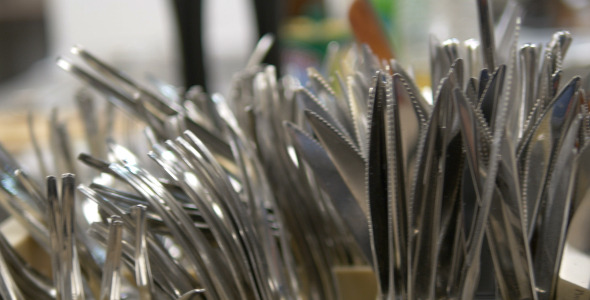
[2,0,590,147]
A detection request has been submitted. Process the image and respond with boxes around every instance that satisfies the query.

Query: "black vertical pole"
[253,0,283,75]
[172,0,207,91]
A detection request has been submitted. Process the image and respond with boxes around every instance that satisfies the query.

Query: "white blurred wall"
[44,0,256,92]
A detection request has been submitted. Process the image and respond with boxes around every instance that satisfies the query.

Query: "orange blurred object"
[348,0,394,61]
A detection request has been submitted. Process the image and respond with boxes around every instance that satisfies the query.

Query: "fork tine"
[99,216,124,300]
[61,174,85,300]
[131,205,153,300]
[0,241,24,300]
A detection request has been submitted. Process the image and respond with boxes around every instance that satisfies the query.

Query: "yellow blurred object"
[334,265,378,300]
[0,218,51,279]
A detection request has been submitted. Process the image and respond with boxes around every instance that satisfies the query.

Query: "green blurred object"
[369,0,398,58]
[370,0,395,28]
[281,16,351,82]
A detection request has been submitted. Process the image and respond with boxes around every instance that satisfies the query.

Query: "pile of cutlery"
[0,0,588,299]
